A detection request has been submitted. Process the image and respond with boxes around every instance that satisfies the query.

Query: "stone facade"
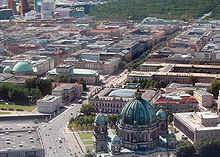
[193,90,213,107]
[37,95,62,113]
[52,83,83,105]
[46,64,100,85]
[93,92,176,156]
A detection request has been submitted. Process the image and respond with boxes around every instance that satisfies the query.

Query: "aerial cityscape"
[0,0,220,157]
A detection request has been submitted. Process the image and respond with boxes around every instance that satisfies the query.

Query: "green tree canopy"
[0,82,41,103]
[90,0,220,21]
[176,140,196,157]
[58,74,69,83]
[195,137,220,157]
[188,75,198,86]
[208,79,220,97]
[24,78,52,96]
[80,104,96,116]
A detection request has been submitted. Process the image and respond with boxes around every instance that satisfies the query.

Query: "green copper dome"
[120,93,157,125]
[13,61,33,73]
[3,66,13,73]
[156,109,167,119]
[95,113,106,123]
[112,135,120,142]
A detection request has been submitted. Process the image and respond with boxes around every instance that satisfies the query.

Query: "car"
[59,145,62,148]
[59,138,62,143]
[49,147,52,149]
[49,128,52,130]
[181,135,188,140]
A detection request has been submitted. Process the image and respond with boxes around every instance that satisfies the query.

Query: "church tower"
[93,113,108,153]
[156,109,168,137]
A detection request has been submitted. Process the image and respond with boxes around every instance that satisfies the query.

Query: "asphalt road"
[38,104,82,157]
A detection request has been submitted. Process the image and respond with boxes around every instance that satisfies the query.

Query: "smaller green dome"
[112,135,120,142]
[156,109,167,119]
[94,113,106,123]
[13,61,33,73]
[3,66,13,73]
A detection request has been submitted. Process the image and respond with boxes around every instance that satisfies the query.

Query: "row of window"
[94,102,123,108]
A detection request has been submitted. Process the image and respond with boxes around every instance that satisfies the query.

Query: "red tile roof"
[89,28,119,33]
[154,95,198,104]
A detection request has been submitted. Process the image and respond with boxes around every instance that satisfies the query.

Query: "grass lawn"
[0,112,10,115]
[79,133,93,140]
[0,104,36,112]
[82,140,93,145]
[85,146,93,152]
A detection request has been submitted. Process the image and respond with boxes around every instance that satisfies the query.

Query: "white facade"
[218,90,220,111]
[193,90,213,107]
[25,11,36,21]
[31,58,54,75]
[37,95,62,113]
[174,112,220,142]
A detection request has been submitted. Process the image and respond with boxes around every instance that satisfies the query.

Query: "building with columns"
[93,90,176,156]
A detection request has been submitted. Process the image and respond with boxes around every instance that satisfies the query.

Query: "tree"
[209,79,220,97]
[77,124,82,131]
[78,79,87,91]
[33,119,38,124]
[28,88,41,102]
[24,78,52,96]
[80,104,95,116]
[9,87,26,102]
[83,123,87,131]
[58,74,69,83]
[167,115,172,124]
[109,121,114,128]
[0,83,12,101]
[188,75,198,86]
[195,137,220,157]
[176,140,196,157]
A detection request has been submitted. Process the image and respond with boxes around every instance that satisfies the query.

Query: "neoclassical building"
[93,90,176,157]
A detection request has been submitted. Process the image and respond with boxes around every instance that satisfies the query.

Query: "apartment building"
[193,90,213,107]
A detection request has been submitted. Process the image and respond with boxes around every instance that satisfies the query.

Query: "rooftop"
[174,112,220,131]
[194,90,213,96]
[154,91,197,104]
[0,126,42,151]
[47,68,99,76]
[41,95,60,102]
[90,88,157,103]
[128,71,220,78]
[108,89,136,98]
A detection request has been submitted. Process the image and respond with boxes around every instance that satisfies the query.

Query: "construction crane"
[193,42,200,64]
[185,40,200,64]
